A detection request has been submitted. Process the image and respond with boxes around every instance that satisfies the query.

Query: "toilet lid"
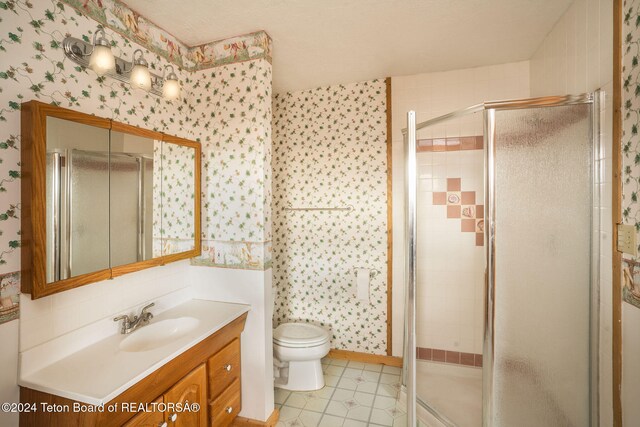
[273,323,329,346]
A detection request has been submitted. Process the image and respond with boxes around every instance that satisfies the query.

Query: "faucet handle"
[114,314,131,334]
[113,314,130,324]
[141,302,155,313]
[141,303,155,320]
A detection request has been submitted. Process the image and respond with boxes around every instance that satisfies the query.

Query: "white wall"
[0,321,18,427]
[19,261,192,351]
[191,267,274,421]
[390,61,530,356]
[529,0,613,425]
[529,0,613,98]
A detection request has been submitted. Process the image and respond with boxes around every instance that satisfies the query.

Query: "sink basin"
[119,317,200,352]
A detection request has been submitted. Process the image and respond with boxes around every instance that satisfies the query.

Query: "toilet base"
[275,359,325,391]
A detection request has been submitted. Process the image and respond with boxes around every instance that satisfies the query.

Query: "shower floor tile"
[416,360,482,427]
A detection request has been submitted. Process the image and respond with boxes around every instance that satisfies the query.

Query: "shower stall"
[403,93,602,427]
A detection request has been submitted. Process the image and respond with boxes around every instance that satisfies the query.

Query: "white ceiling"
[123,0,572,93]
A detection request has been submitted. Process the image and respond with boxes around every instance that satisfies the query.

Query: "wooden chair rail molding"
[328,349,403,367]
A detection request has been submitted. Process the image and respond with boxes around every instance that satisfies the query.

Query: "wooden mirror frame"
[20,101,201,299]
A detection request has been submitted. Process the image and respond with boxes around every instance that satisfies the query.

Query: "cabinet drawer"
[209,378,241,427]
[207,338,240,400]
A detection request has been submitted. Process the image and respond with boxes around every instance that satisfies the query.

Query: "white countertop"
[19,299,250,405]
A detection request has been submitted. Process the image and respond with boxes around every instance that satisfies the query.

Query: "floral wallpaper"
[272,80,388,354]
[0,0,273,323]
[188,61,273,269]
[160,141,196,255]
[623,0,640,310]
[61,0,272,70]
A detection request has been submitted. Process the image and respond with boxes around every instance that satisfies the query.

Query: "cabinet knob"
[224,364,232,372]
[170,413,178,422]
[159,423,168,427]
[226,406,233,414]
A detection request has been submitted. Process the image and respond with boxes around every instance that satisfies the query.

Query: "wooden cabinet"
[207,339,241,427]
[123,365,208,427]
[164,364,207,427]
[210,378,241,427]
[20,312,247,427]
[208,338,241,401]
[123,398,164,427]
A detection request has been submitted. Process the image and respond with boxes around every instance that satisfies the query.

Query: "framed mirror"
[21,101,201,298]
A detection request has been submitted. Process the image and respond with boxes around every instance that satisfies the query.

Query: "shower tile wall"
[391,61,531,356]
[416,133,485,355]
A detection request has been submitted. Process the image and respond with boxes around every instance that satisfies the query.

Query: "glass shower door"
[404,94,600,427]
[485,101,598,427]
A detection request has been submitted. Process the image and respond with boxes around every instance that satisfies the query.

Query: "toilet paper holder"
[353,268,380,277]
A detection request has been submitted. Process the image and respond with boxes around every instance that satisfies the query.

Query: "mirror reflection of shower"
[46,149,155,282]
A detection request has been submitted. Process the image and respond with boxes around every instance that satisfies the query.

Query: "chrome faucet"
[113,303,155,334]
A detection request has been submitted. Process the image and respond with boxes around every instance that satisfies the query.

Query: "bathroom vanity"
[18,299,248,427]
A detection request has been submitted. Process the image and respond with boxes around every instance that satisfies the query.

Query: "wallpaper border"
[60,0,272,71]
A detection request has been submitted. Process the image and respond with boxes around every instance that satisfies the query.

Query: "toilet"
[273,322,330,391]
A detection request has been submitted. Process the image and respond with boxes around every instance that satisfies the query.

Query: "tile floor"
[416,360,482,427]
[275,357,407,427]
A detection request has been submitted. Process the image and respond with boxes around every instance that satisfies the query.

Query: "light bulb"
[89,45,115,76]
[162,79,180,100]
[89,28,115,76]
[130,49,152,92]
[130,64,152,91]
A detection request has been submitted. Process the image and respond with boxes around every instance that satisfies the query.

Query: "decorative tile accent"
[417,347,483,367]
[435,178,484,245]
[446,178,461,191]
[461,191,476,205]
[0,272,19,325]
[446,191,461,204]
[461,205,475,219]
[60,1,272,71]
[432,192,446,205]
[272,80,388,354]
[461,219,476,232]
[447,205,461,219]
[417,136,483,152]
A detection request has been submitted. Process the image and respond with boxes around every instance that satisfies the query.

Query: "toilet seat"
[273,323,329,348]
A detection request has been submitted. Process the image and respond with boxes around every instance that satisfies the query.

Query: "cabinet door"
[123,397,165,427]
[208,338,240,400]
[164,364,207,427]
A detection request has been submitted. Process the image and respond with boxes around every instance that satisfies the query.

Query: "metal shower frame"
[401,92,602,427]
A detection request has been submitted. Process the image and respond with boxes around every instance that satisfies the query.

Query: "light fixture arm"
[63,36,164,96]
[92,27,110,48]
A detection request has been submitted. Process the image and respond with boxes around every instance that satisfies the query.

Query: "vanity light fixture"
[88,27,115,76]
[162,65,181,100]
[130,49,152,92]
[63,26,181,99]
